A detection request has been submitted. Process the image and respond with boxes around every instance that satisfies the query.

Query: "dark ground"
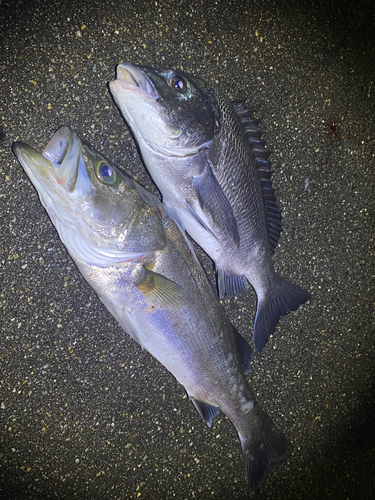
[0,0,374,498]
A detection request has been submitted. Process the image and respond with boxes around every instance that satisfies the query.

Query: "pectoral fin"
[193,161,240,247]
[183,201,219,240]
[135,267,188,308]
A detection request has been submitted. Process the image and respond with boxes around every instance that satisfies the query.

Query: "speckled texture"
[1,0,374,498]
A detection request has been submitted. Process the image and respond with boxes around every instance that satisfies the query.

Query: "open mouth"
[42,126,82,193]
[13,126,83,195]
[110,63,159,100]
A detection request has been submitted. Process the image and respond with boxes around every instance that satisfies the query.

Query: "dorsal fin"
[232,101,282,253]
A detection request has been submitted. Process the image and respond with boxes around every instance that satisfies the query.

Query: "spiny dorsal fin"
[232,101,282,253]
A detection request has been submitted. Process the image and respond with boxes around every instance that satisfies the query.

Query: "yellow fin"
[135,267,187,308]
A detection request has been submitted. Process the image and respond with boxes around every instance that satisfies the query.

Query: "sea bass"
[109,63,310,352]
[13,126,290,490]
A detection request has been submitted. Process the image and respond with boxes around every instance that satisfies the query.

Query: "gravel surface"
[1,0,374,498]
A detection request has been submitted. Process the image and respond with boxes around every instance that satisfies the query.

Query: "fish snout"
[113,63,159,100]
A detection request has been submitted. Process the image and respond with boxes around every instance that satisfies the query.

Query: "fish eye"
[97,162,116,184]
[169,75,187,93]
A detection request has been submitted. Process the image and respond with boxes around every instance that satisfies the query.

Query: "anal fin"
[217,269,248,298]
[190,397,220,427]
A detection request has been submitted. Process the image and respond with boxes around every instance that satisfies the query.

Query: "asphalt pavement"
[1,0,374,498]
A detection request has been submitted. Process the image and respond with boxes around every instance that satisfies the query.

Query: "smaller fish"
[13,126,291,490]
[110,63,310,352]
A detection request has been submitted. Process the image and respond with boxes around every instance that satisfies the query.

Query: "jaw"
[110,64,190,154]
[110,82,203,158]
[14,126,93,205]
[13,129,90,255]
[114,63,160,100]
[110,78,173,146]
[109,63,161,131]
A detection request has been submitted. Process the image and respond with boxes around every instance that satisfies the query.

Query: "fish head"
[13,126,166,266]
[109,63,220,157]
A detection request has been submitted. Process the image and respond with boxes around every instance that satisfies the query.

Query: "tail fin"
[239,418,291,490]
[254,278,310,352]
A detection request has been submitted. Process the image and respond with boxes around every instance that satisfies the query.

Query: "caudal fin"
[254,278,310,352]
[240,418,291,490]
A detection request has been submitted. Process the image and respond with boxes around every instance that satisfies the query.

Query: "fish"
[109,63,311,353]
[13,126,291,490]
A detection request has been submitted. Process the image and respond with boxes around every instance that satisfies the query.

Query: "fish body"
[13,126,290,489]
[110,64,310,352]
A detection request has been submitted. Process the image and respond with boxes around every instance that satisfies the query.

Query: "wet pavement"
[1,0,374,498]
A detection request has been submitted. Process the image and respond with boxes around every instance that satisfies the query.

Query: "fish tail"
[239,417,291,490]
[254,278,310,352]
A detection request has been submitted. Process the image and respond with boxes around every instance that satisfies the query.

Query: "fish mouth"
[111,63,160,100]
[13,126,89,198]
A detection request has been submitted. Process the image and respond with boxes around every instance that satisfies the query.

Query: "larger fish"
[109,64,310,352]
[13,126,290,490]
